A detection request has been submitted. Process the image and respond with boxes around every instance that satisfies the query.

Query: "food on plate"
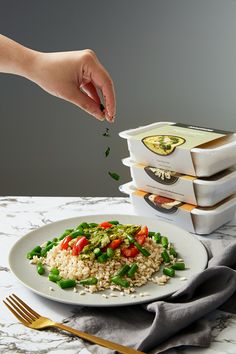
[142,135,185,155]
[27,220,185,293]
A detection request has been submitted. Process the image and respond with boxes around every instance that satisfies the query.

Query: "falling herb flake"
[108,172,120,181]
[100,103,105,112]
[102,128,110,137]
[105,147,111,157]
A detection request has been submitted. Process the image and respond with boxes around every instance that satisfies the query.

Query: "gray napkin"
[71,241,236,354]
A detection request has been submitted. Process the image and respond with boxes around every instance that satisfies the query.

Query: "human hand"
[29,49,116,122]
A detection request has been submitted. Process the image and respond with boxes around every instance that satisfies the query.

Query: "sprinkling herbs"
[105,147,110,157]
[108,172,120,181]
[103,128,110,137]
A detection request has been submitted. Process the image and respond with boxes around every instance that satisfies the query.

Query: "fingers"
[81,82,101,104]
[90,63,116,122]
[66,86,105,121]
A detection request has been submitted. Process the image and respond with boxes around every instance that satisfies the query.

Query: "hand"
[30,49,116,122]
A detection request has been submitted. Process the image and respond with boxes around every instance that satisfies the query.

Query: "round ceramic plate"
[9,214,208,306]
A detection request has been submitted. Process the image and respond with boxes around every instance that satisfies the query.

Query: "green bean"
[50,267,59,275]
[57,279,76,289]
[163,267,175,277]
[106,247,115,258]
[169,247,178,258]
[127,234,135,243]
[97,253,108,263]
[48,274,61,282]
[94,248,102,256]
[134,241,150,257]
[148,231,156,237]
[41,242,55,257]
[161,250,170,263]
[78,222,89,229]
[58,229,73,241]
[26,246,42,259]
[161,236,169,248]
[70,230,84,238]
[152,232,162,243]
[46,241,52,246]
[116,264,130,276]
[108,220,119,225]
[127,263,138,278]
[88,223,98,228]
[74,227,84,235]
[79,277,98,286]
[111,276,130,288]
[52,238,58,242]
[37,262,45,275]
[171,262,185,270]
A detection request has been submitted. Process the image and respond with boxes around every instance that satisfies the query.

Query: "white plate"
[9,214,208,307]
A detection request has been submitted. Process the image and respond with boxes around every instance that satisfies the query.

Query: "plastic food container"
[120,182,236,234]
[122,157,236,207]
[119,122,236,177]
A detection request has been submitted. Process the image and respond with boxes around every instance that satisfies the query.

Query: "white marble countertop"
[0,196,236,354]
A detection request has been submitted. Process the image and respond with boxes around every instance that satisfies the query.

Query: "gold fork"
[3,294,145,354]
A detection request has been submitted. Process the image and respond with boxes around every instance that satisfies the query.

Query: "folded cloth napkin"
[72,241,236,354]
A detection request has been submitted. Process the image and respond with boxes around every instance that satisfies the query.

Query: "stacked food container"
[119,121,236,234]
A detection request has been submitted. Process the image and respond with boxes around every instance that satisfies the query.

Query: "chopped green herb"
[105,147,110,157]
[103,128,110,137]
[108,172,120,181]
[100,103,105,112]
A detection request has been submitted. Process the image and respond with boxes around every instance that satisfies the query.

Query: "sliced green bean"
[97,253,108,263]
[127,234,135,243]
[58,229,73,241]
[161,236,169,248]
[94,248,102,256]
[152,232,162,243]
[108,220,119,225]
[78,222,89,229]
[169,247,178,258]
[127,263,138,278]
[148,231,155,237]
[37,262,45,275]
[134,242,150,257]
[111,276,130,288]
[74,227,84,235]
[116,264,130,276]
[26,246,42,259]
[161,250,170,263]
[88,223,98,228]
[57,279,76,289]
[41,242,55,257]
[171,262,185,270]
[79,277,98,286]
[106,247,115,258]
[163,267,175,277]
[48,274,61,282]
[50,267,59,275]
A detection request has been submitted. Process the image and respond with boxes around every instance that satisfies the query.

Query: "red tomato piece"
[135,226,149,245]
[109,239,122,250]
[121,244,139,258]
[72,236,89,256]
[60,236,73,250]
[99,221,113,229]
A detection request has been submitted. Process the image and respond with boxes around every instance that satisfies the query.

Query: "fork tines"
[3,294,40,325]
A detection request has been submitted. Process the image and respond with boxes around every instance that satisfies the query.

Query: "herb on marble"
[103,128,110,137]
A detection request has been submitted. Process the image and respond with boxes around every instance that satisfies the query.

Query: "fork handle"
[54,322,145,354]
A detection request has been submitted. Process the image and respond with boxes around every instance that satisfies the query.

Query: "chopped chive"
[108,172,120,181]
[102,128,110,137]
[105,147,111,157]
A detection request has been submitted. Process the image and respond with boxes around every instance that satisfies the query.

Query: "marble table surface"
[0,196,236,354]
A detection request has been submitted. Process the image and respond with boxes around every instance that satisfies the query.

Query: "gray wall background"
[1,0,236,196]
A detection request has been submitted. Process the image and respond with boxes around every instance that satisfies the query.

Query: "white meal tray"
[122,157,236,207]
[119,121,236,177]
[120,182,236,235]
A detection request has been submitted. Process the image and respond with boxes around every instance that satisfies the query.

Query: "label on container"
[135,123,232,175]
[132,190,196,233]
[133,164,197,205]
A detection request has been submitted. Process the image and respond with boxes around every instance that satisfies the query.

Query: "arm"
[0,34,115,122]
